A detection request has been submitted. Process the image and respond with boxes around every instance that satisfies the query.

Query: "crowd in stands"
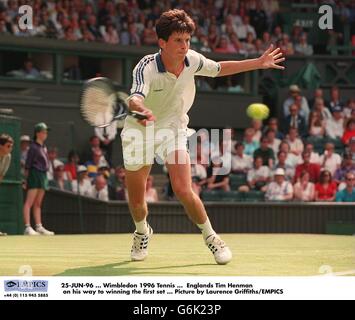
[0,0,354,56]
[189,85,355,202]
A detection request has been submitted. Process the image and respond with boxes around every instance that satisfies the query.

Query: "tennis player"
[123,9,285,264]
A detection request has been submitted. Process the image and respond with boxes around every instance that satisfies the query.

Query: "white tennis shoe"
[36,225,55,236]
[131,225,153,261]
[205,234,232,265]
[24,226,39,236]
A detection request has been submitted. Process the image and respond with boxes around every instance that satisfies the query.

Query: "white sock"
[35,224,42,229]
[197,218,216,240]
[134,218,148,234]
[25,224,31,228]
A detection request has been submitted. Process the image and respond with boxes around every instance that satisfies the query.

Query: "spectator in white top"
[236,15,257,41]
[293,171,315,201]
[304,142,321,165]
[231,143,253,174]
[294,33,313,56]
[313,97,332,121]
[308,111,326,138]
[325,105,344,139]
[102,23,119,44]
[251,119,263,143]
[265,168,293,201]
[320,142,342,176]
[283,84,310,121]
[265,129,281,154]
[246,156,271,192]
[90,174,109,201]
[72,165,91,197]
[47,147,62,181]
[278,140,301,169]
[343,98,355,120]
[94,121,117,167]
[145,175,158,203]
[286,127,304,157]
[20,135,31,177]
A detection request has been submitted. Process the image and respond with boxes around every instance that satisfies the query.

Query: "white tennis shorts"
[121,126,188,171]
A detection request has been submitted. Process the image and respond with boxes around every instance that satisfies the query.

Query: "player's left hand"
[259,44,285,70]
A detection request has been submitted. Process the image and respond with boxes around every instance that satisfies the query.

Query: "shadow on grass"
[56,261,216,276]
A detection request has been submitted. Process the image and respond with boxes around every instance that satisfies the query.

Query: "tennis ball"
[246,103,270,120]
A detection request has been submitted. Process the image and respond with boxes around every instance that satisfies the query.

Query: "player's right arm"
[128,56,156,126]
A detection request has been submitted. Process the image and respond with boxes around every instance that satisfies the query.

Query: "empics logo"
[4,280,48,292]
[18,5,33,30]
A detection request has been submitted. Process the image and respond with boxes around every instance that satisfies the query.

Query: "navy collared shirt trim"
[155,53,190,73]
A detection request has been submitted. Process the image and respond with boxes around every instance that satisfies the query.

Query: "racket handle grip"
[130,111,148,120]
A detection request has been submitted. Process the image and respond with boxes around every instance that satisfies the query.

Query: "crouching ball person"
[23,123,54,235]
[122,9,285,264]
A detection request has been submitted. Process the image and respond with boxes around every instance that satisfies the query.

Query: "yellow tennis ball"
[246,103,270,120]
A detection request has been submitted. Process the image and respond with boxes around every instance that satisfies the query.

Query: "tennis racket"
[80,77,147,128]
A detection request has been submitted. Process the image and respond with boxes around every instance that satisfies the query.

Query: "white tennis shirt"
[124,49,221,133]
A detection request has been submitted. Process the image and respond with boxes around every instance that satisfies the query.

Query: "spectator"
[278,140,301,169]
[121,23,141,46]
[309,111,326,138]
[265,168,293,201]
[242,32,257,55]
[308,88,326,110]
[142,19,158,46]
[85,149,103,180]
[283,85,310,121]
[261,31,272,51]
[284,103,307,137]
[97,158,110,179]
[294,33,313,56]
[346,137,355,164]
[206,159,230,192]
[263,117,284,140]
[271,25,283,43]
[94,121,117,167]
[235,15,256,41]
[304,142,321,165]
[49,161,72,192]
[108,166,126,200]
[102,22,119,44]
[335,172,355,202]
[313,98,332,121]
[145,175,159,203]
[343,98,355,120]
[249,1,268,38]
[320,142,342,176]
[0,134,13,184]
[21,59,41,79]
[327,86,345,113]
[191,160,207,196]
[231,142,253,174]
[20,135,31,177]
[46,147,61,181]
[214,35,237,53]
[325,105,345,139]
[265,129,281,154]
[251,119,263,142]
[342,119,355,145]
[293,171,315,202]
[246,156,271,192]
[207,24,220,51]
[253,136,275,168]
[87,14,102,41]
[334,153,355,185]
[315,169,337,201]
[286,127,304,157]
[72,165,91,197]
[243,128,260,156]
[273,150,295,182]
[64,150,80,181]
[90,174,109,201]
[82,135,102,163]
[280,33,294,56]
[23,122,54,235]
[294,151,321,183]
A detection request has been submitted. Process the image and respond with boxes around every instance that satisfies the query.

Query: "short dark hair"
[155,9,195,41]
[0,133,13,146]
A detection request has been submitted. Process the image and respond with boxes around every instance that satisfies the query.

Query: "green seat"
[201,190,225,201]
[222,191,245,202]
[244,191,265,202]
[229,173,247,190]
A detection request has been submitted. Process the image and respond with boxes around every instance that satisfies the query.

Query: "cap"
[34,122,50,133]
[332,105,343,113]
[77,165,87,173]
[289,84,301,93]
[53,160,64,170]
[274,168,285,176]
[20,135,30,142]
